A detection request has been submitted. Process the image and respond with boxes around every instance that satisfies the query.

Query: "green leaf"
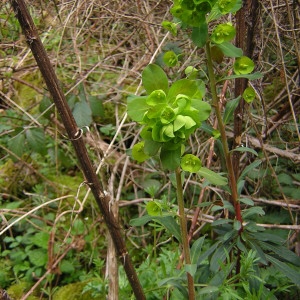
[89,95,104,117]
[239,197,254,206]
[167,79,200,101]
[216,42,243,57]
[191,99,211,121]
[142,64,169,94]
[190,236,206,265]
[26,128,47,155]
[181,154,202,173]
[71,219,85,235]
[266,254,300,286]
[230,146,258,156]
[184,264,197,277]
[155,216,181,242]
[160,146,181,170]
[127,96,149,122]
[146,201,162,216]
[130,215,153,226]
[210,243,233,272]
[73,100,92,127]
[191,21,208,47]
[223,96,240,124]
[132,141,150,163]
[218,72,263,82]
[28,249,48,267]
[8,132,26,157]
[60,259,75,274]
[197,167,228,185]
[238,160,262,183]
[242,206,265,219]
[31,232,49,249]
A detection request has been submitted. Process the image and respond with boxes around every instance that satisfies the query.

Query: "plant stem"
[205,42,243,227]
[175,167,195,300]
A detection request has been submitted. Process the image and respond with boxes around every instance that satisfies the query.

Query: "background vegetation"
[0,0,299,299]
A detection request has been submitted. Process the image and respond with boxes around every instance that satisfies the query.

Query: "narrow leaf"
[191,22,208,47]
[223,96,240,124]
[198,167,228,185]
[266,254,300,286]
[216,42,243,57]
[238,160,262,183]
[230,146,258,156]
[218,72,263,82]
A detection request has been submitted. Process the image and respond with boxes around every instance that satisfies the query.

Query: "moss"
[53,279,105,300]
[7,281,40,300]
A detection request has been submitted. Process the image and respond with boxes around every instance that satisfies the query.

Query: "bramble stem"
[175,167,195,300]
[205,42,243,227]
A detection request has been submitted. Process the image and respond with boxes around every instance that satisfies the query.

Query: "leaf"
[73,100,92,127]
[89,95,104,117]
[218,72,263,82]
[190,236,206,265]
[184,264,197,277]
[210,243,233,272]
[239,197,254,206]
[142,64,169,94]
[127,96,148,122]
[191,99,211,122]
[167,79,200,100]
[230,146,258,156]
[163,51,178,67]
[216,42,243,57]
[223,96,240,124]
[71,219,85,235]
[28,249,48,267]
[160,146,181,170]
[191,22,208,47]
[197,167,228,185]
[60,259,75,274]
[242,206,265,219]
[266,254,300,286]
[238,160,262,183]
[130,215,153,226]
[8,132,25,157]
[198,286,219,295]
[154,216,181,242]
[30,232,49,249]
[26,128,47,155]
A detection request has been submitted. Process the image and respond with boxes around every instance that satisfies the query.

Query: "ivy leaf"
[197,167,228,185]
[223,96,240,125]
[73,101,92,127]
[127,96,148,122]
[142,64,169,94]
[26,128,47,155]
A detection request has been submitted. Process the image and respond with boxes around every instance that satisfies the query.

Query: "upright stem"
[175,167,195,300]
[205,42,243,226]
